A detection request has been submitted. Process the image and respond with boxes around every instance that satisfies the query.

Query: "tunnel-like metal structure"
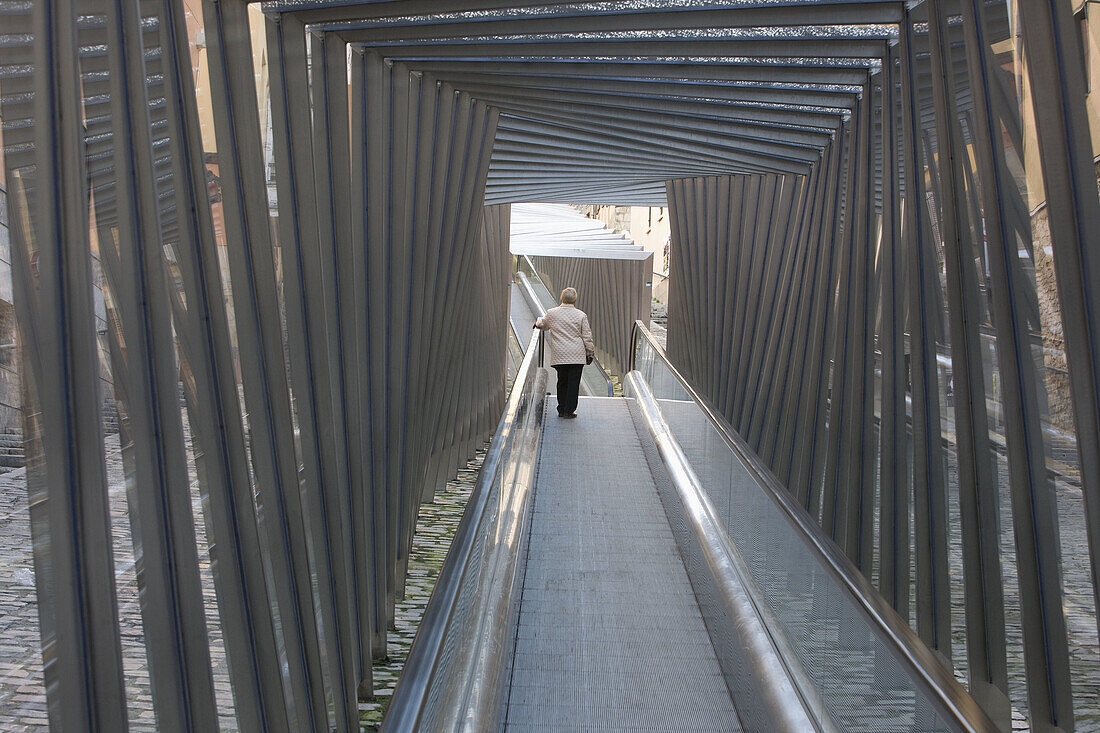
[2,0,1100,731]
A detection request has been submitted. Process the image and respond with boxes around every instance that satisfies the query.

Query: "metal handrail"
[382,327,546,732]
[628,371,829,733]
[508,308,526,352]
[628,320,999,733]
[518,256,616,394]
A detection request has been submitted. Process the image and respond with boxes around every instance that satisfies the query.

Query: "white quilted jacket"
[535,304,595,366]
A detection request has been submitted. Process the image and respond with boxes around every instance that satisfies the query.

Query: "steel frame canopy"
[5,1,1100,733]
[238,4,1098,733]
[259,0,900,205]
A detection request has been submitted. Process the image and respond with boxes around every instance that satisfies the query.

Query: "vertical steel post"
[1017,4,1100,716]
[926,0,1011,692]
[877,44,911,625]
[821,99,863,539]
[900,10,953,660]
[310,27,369,696]
[157,0,290,724]
[0,0,129,727]
[786,126,845,508]
[761,154,827,470]
[96,0,219,724]
[266,14,357,730]
[201,0,328,726]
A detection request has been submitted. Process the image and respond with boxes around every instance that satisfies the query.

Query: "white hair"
[560,287,578,304]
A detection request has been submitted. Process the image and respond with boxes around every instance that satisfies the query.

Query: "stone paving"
[0,463,47,733]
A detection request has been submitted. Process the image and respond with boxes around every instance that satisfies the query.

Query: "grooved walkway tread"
[505,396,742,732]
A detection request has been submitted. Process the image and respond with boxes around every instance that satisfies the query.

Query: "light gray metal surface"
[626,372,827,733]
[505,396,742,732]
[383,329,547,733]
[631,321,1000,733]
[510,284,539,339]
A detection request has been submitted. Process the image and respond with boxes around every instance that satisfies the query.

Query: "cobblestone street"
[0,462,46,733]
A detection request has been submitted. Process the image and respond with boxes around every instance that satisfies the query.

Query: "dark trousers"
[553,363,584,415]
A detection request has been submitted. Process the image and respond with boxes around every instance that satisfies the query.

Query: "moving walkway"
[383,323,997,733]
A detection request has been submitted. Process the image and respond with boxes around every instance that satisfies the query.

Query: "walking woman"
[535,287,595,418]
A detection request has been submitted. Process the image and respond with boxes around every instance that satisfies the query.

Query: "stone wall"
[1031,205,1076,433]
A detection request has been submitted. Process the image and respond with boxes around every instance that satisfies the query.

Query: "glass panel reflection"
[634,331,956,731]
